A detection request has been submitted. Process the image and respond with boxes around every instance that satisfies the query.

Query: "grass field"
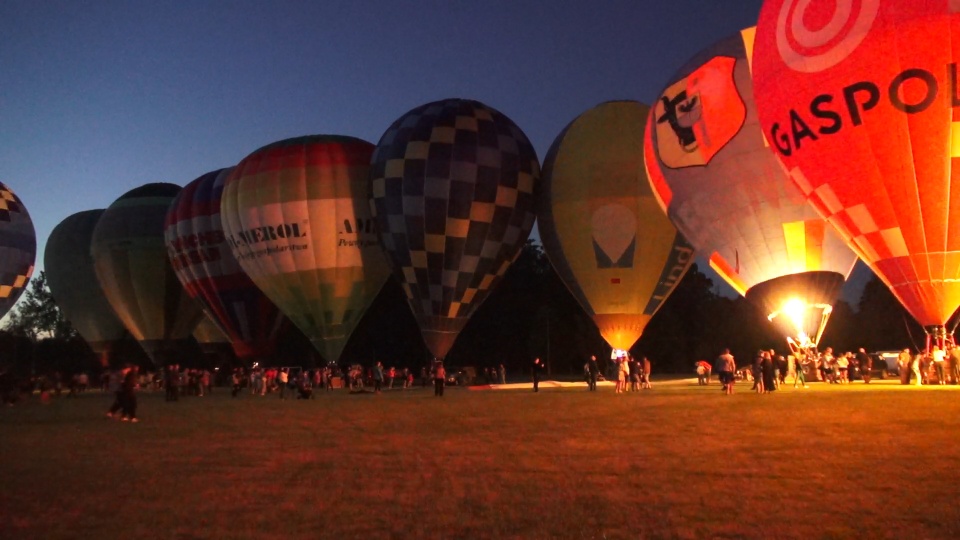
[2,378,960,539]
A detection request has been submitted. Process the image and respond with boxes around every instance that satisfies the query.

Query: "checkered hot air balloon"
[165,168,288,361]
[370,99,540,359]
[0,182,35,322]
[644,28,858,349]
[539,101,695,352]
[45,210,128,363]
[220,136,390,364]
[91,183,206,364]
[753,0,960,349]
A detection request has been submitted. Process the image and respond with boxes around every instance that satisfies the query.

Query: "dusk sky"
[0,0,872,311]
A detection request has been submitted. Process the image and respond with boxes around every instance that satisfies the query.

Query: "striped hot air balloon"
[645,28,858,349]
[220,136,390,363]
[165,168,287,361]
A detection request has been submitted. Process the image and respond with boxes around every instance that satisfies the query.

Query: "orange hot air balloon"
[752,1,960,347]
[645,28,859,349]
[539,101,694,352]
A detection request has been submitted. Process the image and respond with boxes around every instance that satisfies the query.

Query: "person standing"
[696,362,708,386]
[498,364,506,384]
[856,348,872,383]
[231,368,242,397]
[106,367,129,418]
[372,362,384,394]
[898,348,912,384]
[532,357,545,392]
[911,352,924,386]
[586,355,599,391]
[164,364,178,402]
[793,353,809,388]
[950,345,960,385]
[616,355,629,394]
[933,346,947,384]
[761,351,776,393]
[628,355,640,392]
[433,361,445,397]
[276,368,288,399]
[113,365,140,422]
[752,351,765,393]
[714,349,736,395]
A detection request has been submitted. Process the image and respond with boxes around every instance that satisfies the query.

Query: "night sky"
[0,0,871,313]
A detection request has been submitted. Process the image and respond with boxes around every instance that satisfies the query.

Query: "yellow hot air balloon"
[539,101,695,351]
[220,135,390,363]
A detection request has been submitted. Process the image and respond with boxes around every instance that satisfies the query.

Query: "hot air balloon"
[538,101,694,352]
[645,28,859,350]
[45,210,128,363]
[220,136,389,363]
[165,168,287,361]
[91,183,205,364]
[0,182,36,321]
[370,99,540,360]
[752,1,960,349]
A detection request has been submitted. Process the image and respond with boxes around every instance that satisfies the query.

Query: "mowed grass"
[2,379,960,539]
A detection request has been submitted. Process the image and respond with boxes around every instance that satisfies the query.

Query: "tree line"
[1,241,927,379]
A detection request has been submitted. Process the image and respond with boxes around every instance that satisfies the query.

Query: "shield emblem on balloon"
[654,56,746,170]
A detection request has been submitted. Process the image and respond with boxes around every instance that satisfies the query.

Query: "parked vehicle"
[869,351,903,379]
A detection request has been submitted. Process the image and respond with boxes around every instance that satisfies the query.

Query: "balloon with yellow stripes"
[644,28,858,349]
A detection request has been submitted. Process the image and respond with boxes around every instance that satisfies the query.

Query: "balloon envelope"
[91,183,205,362]
[165,168,287,360]
[370,99,540,359]
[45,210,128,355]
[752,1,959,329]
[192,312,232,355]
[539,101,694,351]
[221,135,390,363]
[645,28,858,346]
[0,182,36,321]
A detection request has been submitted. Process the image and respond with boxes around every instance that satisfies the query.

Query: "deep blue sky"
[0,0,872,310]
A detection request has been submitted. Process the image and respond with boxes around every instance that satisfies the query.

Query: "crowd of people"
[7,342,960,416]
[702,343,960,396]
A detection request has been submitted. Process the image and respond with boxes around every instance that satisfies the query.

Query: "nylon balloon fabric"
[0,182,36,321]
[91,183,205,363]
[539,101,694,351]
[45,210,128,357]
[220,136,390,363]
[370,99,540,359]
[645,28,858,345]
[192,313,231,354]
[752,1,960,328]
[165,168,287,360]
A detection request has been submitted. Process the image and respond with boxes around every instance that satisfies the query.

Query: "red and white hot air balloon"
[753,0,960,349]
